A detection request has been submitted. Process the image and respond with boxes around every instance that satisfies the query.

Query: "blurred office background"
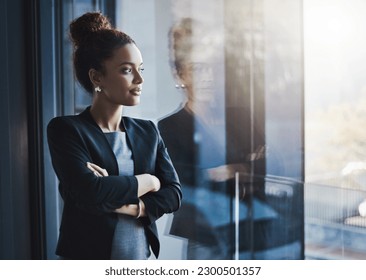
[1,0,366,259]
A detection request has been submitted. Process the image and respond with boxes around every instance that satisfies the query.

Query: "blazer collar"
[79,106,100,129]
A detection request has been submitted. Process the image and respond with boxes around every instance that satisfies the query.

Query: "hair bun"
[69,12,112,47]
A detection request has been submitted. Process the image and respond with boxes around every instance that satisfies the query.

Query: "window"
[304,0,366,259]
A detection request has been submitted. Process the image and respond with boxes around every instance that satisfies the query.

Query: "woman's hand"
[114,199,146,218]
[135,174,161,197]
[87,162,109,177]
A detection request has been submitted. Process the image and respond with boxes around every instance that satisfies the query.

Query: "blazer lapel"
[123,117,150,176]
[78,107,120,176]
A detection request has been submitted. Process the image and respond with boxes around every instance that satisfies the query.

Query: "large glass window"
[304,0,366,259]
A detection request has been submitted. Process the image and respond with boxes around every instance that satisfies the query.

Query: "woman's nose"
[133,70,144,84]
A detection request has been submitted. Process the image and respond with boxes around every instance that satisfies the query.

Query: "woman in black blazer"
[47,12,181,260]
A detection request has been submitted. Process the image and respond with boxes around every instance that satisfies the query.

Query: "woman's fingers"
[86,162,101,176]
[86,162,109,177]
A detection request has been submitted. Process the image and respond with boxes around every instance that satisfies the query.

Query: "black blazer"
[47,107,182,259]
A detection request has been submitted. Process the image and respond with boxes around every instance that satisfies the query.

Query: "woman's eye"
[139,68,145,74]
[121,68,132,74]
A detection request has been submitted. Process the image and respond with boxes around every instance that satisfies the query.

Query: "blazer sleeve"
[139,121,182,225]
[47,117,139,215]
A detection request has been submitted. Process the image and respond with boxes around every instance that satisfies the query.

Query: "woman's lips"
[130,88,142,96]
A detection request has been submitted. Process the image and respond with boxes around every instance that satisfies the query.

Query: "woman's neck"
[184,99,223,127]
[90,100,124,132]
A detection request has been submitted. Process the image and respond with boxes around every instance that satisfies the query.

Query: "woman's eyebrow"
[118,62,144,67]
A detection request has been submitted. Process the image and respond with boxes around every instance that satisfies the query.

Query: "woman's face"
[98,43,144,106]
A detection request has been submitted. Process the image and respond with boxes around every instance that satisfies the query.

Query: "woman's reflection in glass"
[158,18,250,259]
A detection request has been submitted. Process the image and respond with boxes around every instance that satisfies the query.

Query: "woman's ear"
[174,68,186,86]
[176,66,192,90]
[88,68,103,88]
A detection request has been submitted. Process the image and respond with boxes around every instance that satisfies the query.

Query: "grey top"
[104,131,150,260]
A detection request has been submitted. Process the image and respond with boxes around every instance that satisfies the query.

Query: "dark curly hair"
[69,12,135,93]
